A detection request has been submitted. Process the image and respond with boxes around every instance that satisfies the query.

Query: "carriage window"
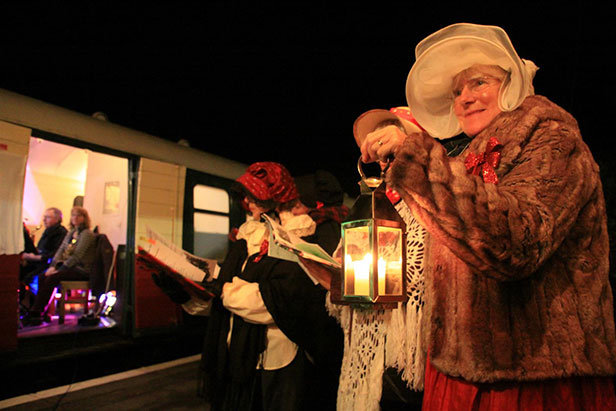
[192,185,230,261]
[193,185,229,213]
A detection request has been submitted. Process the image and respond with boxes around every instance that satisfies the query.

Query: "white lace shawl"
[327,201,426,411]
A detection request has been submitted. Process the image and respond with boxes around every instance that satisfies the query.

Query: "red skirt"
[423,358,616,411]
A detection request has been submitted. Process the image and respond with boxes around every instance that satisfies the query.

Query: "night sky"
[2,3,614,198]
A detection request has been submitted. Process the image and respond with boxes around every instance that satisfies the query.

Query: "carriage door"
[183,169,244,262]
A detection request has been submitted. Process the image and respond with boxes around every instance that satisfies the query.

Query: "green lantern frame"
[333,157,407,309]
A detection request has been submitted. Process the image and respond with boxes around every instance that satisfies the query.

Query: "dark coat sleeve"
[258,258,343,409]
[258,259,343,368]
[38,225,67,263]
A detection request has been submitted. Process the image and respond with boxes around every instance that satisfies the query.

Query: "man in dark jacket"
[20,207,68,289]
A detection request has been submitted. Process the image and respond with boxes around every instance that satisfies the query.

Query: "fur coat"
[389,95,616,383]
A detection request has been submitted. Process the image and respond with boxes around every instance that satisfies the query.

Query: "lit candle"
[353,253,371,296]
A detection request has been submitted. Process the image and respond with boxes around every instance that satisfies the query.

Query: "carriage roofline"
[0,88,247,179]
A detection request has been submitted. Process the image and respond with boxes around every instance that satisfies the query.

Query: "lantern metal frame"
[333,157,407,309]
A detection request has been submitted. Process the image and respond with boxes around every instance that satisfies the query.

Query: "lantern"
[334,158,407,309]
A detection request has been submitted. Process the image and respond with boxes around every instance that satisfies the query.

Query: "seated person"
[20,207,68,289]
[22,206,97,326]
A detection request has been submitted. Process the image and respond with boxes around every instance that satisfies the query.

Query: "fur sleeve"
[389,99,598,281]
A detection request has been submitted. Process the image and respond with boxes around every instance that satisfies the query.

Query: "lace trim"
[389,201,426,389]
[330,201,427,409]
[337,307,388,411]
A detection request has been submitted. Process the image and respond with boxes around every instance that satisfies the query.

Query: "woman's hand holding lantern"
[360,124,407,164]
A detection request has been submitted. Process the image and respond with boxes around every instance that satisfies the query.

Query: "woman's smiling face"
[452,65,505,137]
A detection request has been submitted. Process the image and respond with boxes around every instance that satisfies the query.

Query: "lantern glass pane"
[343,224,372,297]
[377,226,403,296]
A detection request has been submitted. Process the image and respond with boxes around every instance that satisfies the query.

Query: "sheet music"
[141,226,218,282]
[262,214,341,269]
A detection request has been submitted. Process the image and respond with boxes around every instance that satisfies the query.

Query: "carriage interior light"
[98,290,117,316]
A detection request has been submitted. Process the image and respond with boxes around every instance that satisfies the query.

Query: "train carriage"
[0,87,248,353]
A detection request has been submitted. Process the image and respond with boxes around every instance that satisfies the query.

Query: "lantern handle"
[357,155,390,183]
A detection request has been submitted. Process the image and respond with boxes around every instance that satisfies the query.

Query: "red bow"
[253,239,269,263]
[386,187,401,205]
[464,137,503,184]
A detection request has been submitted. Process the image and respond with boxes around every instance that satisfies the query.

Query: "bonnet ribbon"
[253,239,269,263]
[465,137,503,184]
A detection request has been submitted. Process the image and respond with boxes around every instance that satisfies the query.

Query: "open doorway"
[20,137,129,336]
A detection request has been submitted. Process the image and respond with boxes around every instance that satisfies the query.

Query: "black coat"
[20,223,68,283]
[36,223,68,265]
[202,233,343,411]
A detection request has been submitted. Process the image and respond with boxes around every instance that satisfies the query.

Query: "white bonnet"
[406,23,539,139]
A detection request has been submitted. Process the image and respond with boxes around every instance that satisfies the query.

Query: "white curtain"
[0,150,26,255]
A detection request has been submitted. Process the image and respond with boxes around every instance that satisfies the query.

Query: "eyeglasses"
[452,75,502,98]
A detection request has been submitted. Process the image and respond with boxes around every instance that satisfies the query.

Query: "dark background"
[2,2,614,199]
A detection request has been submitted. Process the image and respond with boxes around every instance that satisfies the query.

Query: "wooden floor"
[0,355,211,410]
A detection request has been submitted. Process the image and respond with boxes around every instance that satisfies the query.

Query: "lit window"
[194,185,229,213]
[192,185,230,261]
[194,213,228,234]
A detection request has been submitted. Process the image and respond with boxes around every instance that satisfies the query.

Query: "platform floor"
[0,355,210,410]
[2,312,207,403]
[3,313,420,410]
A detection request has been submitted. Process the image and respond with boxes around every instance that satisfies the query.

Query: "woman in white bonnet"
[360,23,616,410]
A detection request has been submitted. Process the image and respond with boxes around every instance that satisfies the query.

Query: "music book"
[137,227,218,300]
[262,214,341,271]
[143,226,217,282]
[136,247,215,301]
